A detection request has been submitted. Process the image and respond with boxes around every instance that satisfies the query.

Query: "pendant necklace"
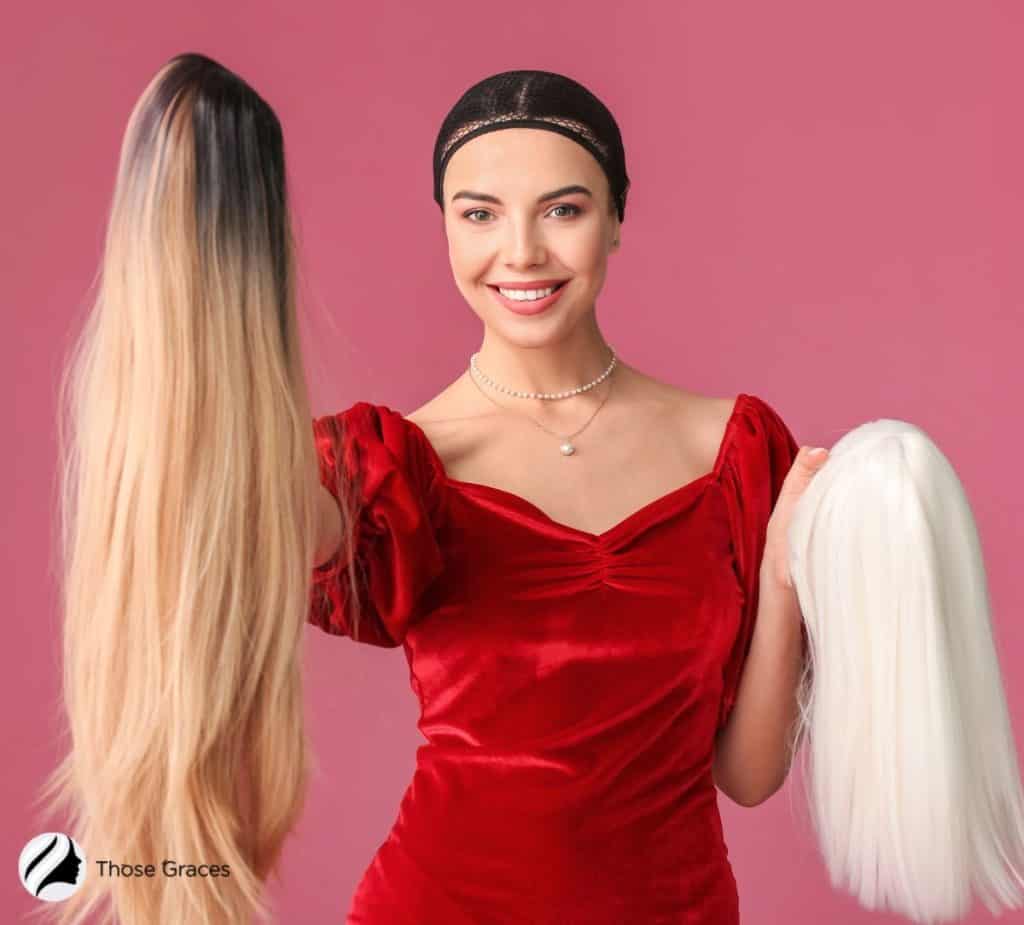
[467,346,617,456]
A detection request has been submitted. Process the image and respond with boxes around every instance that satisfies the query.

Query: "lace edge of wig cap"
[431,70,630,223]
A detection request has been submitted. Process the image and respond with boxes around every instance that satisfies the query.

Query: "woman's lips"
[487,281,568,316]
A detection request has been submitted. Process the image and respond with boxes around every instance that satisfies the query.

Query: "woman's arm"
[314,481,343,568]
[712,571,805,806]
[712,446,827,806]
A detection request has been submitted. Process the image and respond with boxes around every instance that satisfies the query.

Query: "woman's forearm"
[712,567,806,806]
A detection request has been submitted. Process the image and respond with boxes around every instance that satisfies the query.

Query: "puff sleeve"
[716,394,801,733]
[308,402,445,647]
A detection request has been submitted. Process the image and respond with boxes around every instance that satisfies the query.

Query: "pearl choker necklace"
[467,347,618,455]
[469,347,617,400]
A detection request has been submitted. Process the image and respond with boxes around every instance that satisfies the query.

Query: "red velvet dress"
[309,393,799,924]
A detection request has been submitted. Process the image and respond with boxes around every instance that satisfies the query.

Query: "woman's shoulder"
[401,373,486,474]
[623,370,740,461]
[309,399,446,646]
[634,370,796,474]
[313,400,445,500]
[703,390,800,494]
[314,401,403,463]
[318,399,431,444]
[647,373,788,437]
[404,371,473,427]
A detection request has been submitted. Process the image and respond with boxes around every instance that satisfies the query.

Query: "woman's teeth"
[497,285,560,301]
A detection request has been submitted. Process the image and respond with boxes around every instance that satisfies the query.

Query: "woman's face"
[441,128,621,346]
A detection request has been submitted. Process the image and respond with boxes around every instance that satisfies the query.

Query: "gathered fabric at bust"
[308,393,799,924]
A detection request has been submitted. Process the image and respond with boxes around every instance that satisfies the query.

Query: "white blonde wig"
[786,417,1024,922]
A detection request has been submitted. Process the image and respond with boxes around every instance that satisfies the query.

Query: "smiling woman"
[441,125,621,348]
[307,69,805,924]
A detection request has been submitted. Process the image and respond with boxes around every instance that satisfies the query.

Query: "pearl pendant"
[559,441,576,456]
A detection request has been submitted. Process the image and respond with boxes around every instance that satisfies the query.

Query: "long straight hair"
[786,418,1024,921]
[32,53,360,924]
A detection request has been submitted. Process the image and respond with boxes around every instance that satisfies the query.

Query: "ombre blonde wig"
[785,418,1024,922]
[33,53,361,924]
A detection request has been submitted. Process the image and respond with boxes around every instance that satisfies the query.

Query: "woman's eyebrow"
[451,184,593,205]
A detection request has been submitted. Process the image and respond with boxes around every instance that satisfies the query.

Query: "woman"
[311,70,827,923]
[45,57,824,924]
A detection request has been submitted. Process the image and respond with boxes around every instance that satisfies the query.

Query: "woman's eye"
[462,204,580,222]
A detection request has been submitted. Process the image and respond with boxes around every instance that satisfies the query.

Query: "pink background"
[5,2,1022,922]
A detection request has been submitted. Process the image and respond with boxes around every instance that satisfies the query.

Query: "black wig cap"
[432,70,630,222]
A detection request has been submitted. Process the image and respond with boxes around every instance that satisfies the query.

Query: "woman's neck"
[474,323,613,398]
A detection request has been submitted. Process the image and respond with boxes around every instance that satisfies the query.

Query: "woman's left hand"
[762,445,830,590]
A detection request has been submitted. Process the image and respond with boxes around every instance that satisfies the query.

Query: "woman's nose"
[501,220,546,268]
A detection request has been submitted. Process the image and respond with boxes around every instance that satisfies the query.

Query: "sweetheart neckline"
[443,469,718,543]
[403,394,748,543]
